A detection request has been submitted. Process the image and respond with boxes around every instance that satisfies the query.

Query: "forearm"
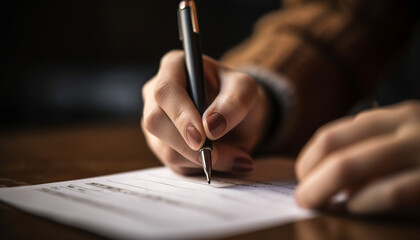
[221,0,416,156]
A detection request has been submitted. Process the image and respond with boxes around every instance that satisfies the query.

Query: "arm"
[222,0,416,156]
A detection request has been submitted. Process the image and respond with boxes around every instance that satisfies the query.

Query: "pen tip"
[200,148,212,185]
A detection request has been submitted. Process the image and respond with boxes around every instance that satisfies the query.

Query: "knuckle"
[161,50,184,65]
[172,109,187,127]
[223,72,255,110]
[224,93,248,111]
[153,80,173,103]
[141,79,154,100]
[142,108,163,134]
[328,154,353,184]
[235,72,254,84]
[401,100,419,109]
[314,128,337,153]
[400,101,420,120]
[236,73,258,94]
[153,77,184,103]
[353,110,372,123]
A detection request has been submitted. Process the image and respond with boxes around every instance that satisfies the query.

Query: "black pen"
[178,0,212,184]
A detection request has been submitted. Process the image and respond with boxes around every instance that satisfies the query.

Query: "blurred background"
[1,0,419,129]
[1,0,280,129]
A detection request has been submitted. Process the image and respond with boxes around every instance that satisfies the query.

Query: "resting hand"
[295,101,420,214]
[141,50,271,175]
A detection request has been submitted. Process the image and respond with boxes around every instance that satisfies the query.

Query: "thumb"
[203,71,258,140]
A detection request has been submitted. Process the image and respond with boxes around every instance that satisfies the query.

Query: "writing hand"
[141,50,271,175]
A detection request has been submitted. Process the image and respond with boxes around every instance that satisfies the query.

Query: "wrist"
[239,66,295,155]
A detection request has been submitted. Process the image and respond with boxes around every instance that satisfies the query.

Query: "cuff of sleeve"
[238,66,295,155]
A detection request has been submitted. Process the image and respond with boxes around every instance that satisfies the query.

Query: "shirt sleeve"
[221,0,417,157]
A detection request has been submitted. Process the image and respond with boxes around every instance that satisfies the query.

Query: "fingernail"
[186,125,202,149]
[231,158,253,172]
[206,112,227,138]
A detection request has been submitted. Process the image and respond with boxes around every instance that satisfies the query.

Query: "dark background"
[1,0,420,129]
[1,0,280,128]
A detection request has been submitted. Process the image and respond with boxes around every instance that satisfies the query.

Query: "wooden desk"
[1,123,419,240]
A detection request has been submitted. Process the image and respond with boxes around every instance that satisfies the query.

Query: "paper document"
[0,159,315,239]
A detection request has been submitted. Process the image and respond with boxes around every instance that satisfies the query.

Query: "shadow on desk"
[226,211,420,240]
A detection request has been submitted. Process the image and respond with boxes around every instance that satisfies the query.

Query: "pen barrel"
[179,7,207,116]
[179,3,212,151]
[203,138,212,149]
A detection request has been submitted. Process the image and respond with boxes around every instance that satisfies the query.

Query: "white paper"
[0,159,315,239]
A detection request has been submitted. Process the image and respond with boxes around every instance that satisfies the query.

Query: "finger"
[142,125,200,169]
[154,50,205,150]
[347,168,420,214]
[208,143,254,173]
[143,112,254,174]
[203,71,258,139]
[295,132,418,209]
[143,78,206,162]
[142,107,200,166]
[296,108,408,180]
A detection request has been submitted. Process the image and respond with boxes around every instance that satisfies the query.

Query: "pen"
[178,0,212,184]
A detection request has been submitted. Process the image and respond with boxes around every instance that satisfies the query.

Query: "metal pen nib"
[200,147,212,184]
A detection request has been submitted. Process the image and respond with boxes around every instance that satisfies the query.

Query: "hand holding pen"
[141,0,272,179]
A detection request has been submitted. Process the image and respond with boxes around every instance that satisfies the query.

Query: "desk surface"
[1,123,419,240]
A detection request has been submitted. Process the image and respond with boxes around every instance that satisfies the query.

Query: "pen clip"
[179,0,199,34]
[177,9,183,41]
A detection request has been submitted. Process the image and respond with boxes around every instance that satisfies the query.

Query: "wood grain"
[1,123,419,240]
